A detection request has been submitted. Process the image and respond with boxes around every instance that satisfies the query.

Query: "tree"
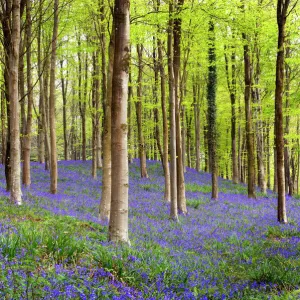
[100,8,114,222]
[173,0,187,213]
[224,40,238,184]
[49,0,59,194]
[22,0,34,186]
[275,0,290,224]
[207,20,218,200]
[168,1,178,221]
[9,0,23,204]
[136,44,148,178]
[108,0,130,244]
[242,6,256,199]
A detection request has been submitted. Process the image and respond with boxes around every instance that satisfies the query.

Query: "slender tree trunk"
[49,0,59,194]
[252,37,266,194]
[22,0,34,186]
[168,1,178,220]
[43,53,51,171]
[193,80,201,172]
[275,0,289,223]
[266,123,271,189]
[92,51,100,178]
[242,25,256,199]
[108,0,130,244]
[60,60,68,160]
[153,39,163,164]
[37,2,45,164]
[1,88,6,165]
[274,125,278,193]
[98,6,106,169]
[77,37,86,161]
[128,65,133,163]
[224,43,238,184]
[99,20,114,222]
[9,0,22,204]
[157,35,171,202]
[19,38,26,162]
[284,46,292,196]
[135,44,148,178]
[173,0,186,213]
[207,20,218,200]
[186,111,192,168]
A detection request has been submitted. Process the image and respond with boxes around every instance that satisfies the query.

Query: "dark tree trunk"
[242,27,256,199]
[193,80,201,172]
[224,43,238,184]
[207,20,218,200]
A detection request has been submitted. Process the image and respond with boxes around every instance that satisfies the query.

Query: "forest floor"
[0,160,300,299]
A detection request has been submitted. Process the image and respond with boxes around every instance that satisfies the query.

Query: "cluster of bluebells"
[0,159,299,298]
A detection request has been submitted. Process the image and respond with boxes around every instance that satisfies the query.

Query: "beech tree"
[108,0,130,243]
[275,0,290,224]
[207,20,218,200]
[49,0,59,194]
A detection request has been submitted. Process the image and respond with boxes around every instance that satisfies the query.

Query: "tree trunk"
[9,0,22,205]
[77,36,86,161]
[173,0,186,213]
[135,44,148,178]
[284,46,292,196]
[168,1,178,220]
[98,5,106,169]
[92,50,100,178]
[193,80,201,172]
[275,0,289,224]
[157,34,171,202]
[128,65,133,163]
[19,37,26,162]
[266,123,271,189]
[49,0,59,194]
[224,43,238,184]
[22,0,34,186]
[60,60,68,160]
[242,26,256,199]
[185,110,192,168]
[1,89,6,165]
[153,39,163,165]
[252,35,266,194]
[37,1,45,164]
[99,15,114,222]
[207,20,218,200]
[43,52,51,171]
[108,0,130,244]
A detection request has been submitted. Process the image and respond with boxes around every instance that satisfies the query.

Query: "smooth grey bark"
[9,0,22,204]
[108,0,130,244]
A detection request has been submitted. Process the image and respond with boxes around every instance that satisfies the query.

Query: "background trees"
[0,0,299,225]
